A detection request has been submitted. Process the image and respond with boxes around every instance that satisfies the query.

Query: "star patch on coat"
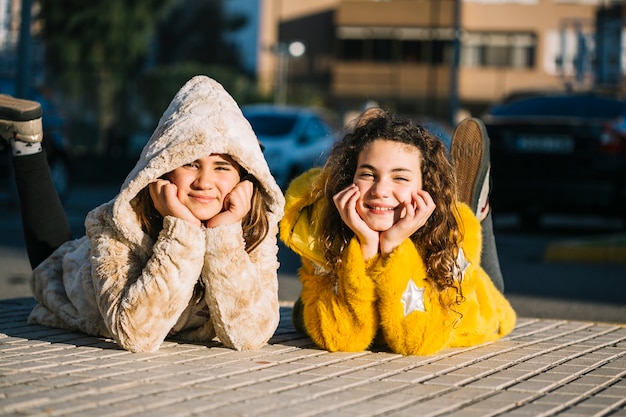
[454,248,470,281]
[401,280,425,316]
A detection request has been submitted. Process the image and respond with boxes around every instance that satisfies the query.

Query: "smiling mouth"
[365,204,396,213]
[190,195,217,203]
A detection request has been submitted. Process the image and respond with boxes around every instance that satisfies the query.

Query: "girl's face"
[353,139,423,232]
[167,154,241,221]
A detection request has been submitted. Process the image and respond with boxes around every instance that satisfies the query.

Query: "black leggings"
[12,152,72,269]
[481,210,504,293]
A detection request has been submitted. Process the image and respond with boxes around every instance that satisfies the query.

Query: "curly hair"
[318,110,464,300]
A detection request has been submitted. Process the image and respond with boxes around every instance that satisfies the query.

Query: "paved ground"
[1,298,626,417]
[1,185,626,416]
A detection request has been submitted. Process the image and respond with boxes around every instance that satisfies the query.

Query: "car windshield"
[245,114,298,137]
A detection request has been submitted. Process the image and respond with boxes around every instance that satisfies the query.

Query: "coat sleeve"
[200,221,280,351]
[88,214,206,353]
[372,240,457,356]
[299,238,379,352]
[374,241,516,355]
[447,258,517,348]
[447,204,517,347]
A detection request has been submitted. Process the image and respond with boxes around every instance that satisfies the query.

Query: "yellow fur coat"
[280,169,516,355]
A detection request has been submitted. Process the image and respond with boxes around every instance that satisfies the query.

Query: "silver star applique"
[401,280,425,317]
[454,248,470,281]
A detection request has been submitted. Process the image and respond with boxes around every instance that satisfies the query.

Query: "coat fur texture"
[280,168,516,355]
[28,76,285,352]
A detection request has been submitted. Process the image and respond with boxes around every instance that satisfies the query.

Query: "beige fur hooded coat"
[28,76,285,352]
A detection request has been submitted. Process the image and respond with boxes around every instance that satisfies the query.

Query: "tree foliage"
[37,0,172,97]
[36,0,175,152]
[138,63,269,124]
[154,0,246,68]
[35,0,253,153]
[135,0,259,123]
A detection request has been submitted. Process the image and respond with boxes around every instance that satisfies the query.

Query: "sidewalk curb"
[545,234,626,264]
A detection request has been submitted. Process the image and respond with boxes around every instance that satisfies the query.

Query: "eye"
[356,170,374,179]
[184,162,200,169]
[215,163,235,172]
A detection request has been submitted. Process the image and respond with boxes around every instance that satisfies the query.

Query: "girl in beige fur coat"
[1,76,285,353]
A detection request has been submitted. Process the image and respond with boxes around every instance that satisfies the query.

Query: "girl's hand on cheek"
[205,180,253,228]
[380,190,435,257]
[333,184,379,260]
[149,180,201,227]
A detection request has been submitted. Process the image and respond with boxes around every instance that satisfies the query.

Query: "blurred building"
[0,0,20,76]
[258,0,626,119]
[0,0,43,83]
[2,0,624,121]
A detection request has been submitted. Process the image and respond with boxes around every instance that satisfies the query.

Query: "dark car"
[0,79,72,203]
[242,104,340,189]
[482,91,626,228]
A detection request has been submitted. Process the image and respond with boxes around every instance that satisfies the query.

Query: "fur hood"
[112,75,284,247]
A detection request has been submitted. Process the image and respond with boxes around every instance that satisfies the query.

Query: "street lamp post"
[449,0,461,126]
[274,41,306,105]
[16,0,33,99]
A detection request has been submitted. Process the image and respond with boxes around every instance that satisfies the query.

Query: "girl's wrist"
[379,239,402,258]
[360,241,379,261]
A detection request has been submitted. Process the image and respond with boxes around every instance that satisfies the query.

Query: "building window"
[466,0,538,3]
[341,39,363,61]
[462,32,536,69]
[372,39,394,62]
[336,26,454,65]
[337,38,453,64]
[401,40,422,62]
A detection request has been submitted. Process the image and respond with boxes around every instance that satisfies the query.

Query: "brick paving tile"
[1,298,625,417]
[607,405,626,417]
[530,392,584,405]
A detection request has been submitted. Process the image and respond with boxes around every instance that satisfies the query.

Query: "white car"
[242,104,339,189]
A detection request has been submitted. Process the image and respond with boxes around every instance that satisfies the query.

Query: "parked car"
[600,113,626,155]
[0,78,72,202]
[242,104,340,189]
[482,91,626,228]
[416,117,454,149]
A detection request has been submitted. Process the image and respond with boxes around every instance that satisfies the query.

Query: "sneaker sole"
[450,117,490,212]
[0,118,44,143]
[0,94,42,121]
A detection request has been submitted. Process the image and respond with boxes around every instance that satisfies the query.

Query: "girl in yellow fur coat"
[280,109,516,356]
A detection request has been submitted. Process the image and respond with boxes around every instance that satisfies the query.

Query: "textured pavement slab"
[1,298,625,417]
